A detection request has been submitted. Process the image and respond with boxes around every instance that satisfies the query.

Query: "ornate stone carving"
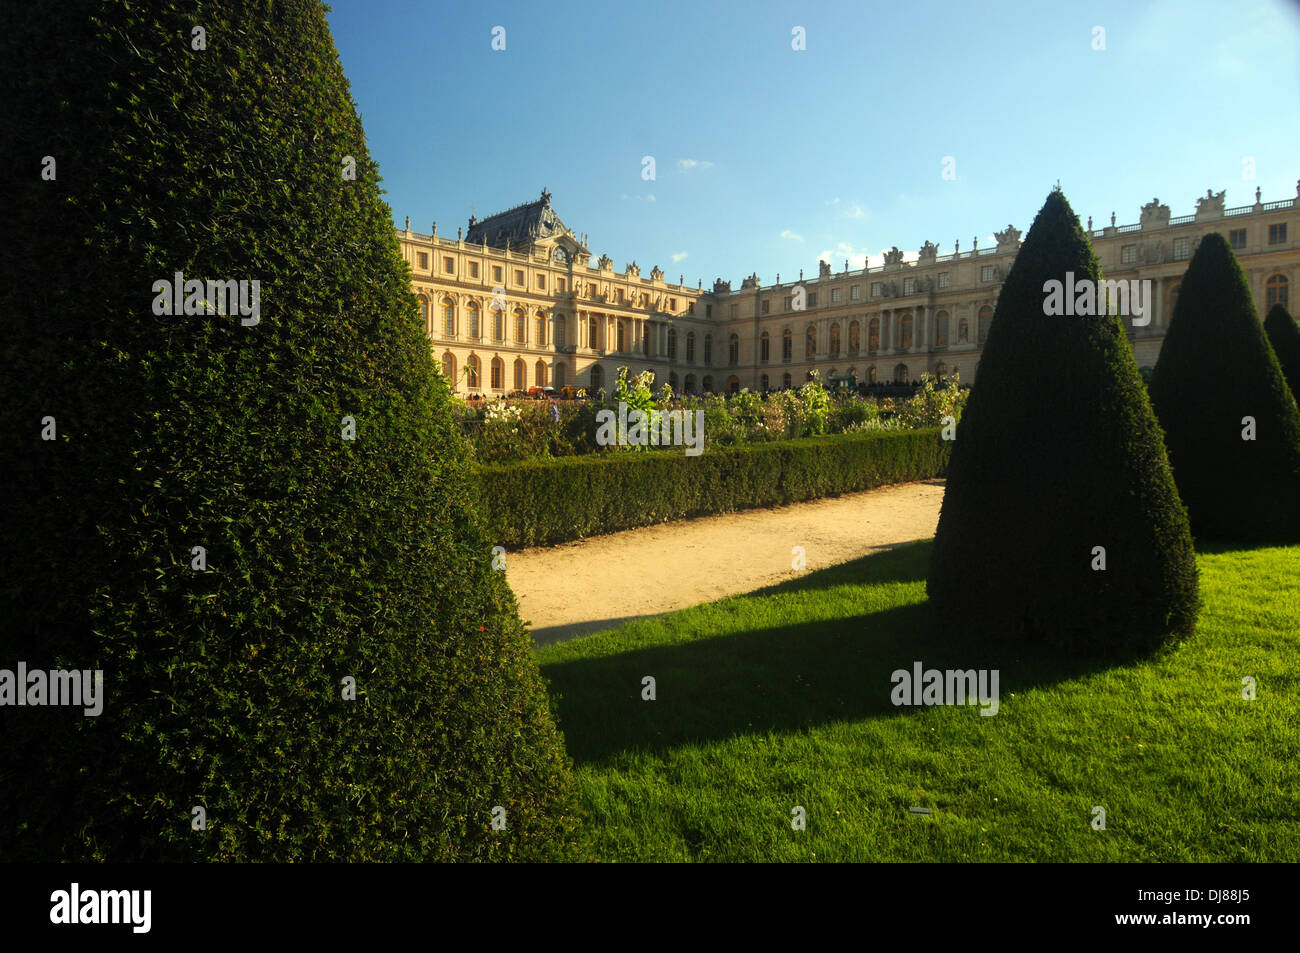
[883,246,904,266]
[598,254,613,270]
[1195,188,1225,218]
[650,265,664,280]
[1139,198,1170,228]
[713,278,731,294]
[819,260,832,278]
[994,225,1021,248]
[740,272,760,290]
[919,240,939,261]
[626,261,640,277]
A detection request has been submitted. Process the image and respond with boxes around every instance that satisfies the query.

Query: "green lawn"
[533,541,1300,861]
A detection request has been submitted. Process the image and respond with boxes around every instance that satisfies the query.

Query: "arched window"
[589,315,600,349]
[535,360,547,387]
[442,298,455,337]
[467,301,480,340]
[867,365,877,384]
[935,310,950,348]
[727,375,740,394]
[704,334,713,364]
[702,374,714,393]
[760,330,770,363]
[728,334,740,366]
[1266,273,1289,308]
[514,308,526,344]
[536,311,546,347]
[782,328,792,362]
[590,364,604,391]
[893,362,908,384]
[418,295,430,334]
[514,358,526,391]
[805,324,816,360]
[829,323,841,358]
[617,320,626,352]
[848,320,860,355]
[491,356,504,390]
[668,328,678,359]
[900,313,913,349]
[935,361,947,379]
[868,317,880,352]
[761,373,770,391]
[466,355,481,389]
[686,332,696,362]
[554,363,565,387]
[782,372,792,389]
[978,305,993,344]
[555,315,566,348]
[442,352,456,383]
[494,306,505,341]
[668,372,679,393]
[957,317,968,343]
[684,373,696,394]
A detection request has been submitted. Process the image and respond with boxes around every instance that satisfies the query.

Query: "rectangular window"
[938,272,950,289]
[1121,244,1137,265]
[688,301,695,314]
[537,274,545,290]
[493,265,503,282]
[784,296,793,311]
[807,292,817,307]
[761,300,770,314]
[1269,223,1288,245]
[617,289,625,304]
[1172,238,1190,261]
[1229,229,1247,250]
[706,304,713,318]
[418,252,428,270]
[444,256,454,274]
[870,282,881,297]
[981,265,995,282]
[469,261,479,278]
[730,304,738,318]
[514,269,524,285]
[850,285,861,301]
[557,277,566,292]
[903,277,915,295]
[670,298,676,311]
[831,288,841,303]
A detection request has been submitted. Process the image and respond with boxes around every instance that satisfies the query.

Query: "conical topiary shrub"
[1148,235,1300,543]
[927,189,1198,655]
[0,0,573,860]
[1263,303,1300,407]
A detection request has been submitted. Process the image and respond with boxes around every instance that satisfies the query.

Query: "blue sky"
[325,0,1300,286]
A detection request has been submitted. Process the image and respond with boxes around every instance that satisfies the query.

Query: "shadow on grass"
[540,539,1131,766]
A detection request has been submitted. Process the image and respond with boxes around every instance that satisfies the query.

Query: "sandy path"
[507,479,946,645]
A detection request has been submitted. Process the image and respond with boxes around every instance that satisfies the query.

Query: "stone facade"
[400,183,1300,395]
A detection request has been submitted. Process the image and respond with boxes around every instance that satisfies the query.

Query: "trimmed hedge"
[1264,304,1300,407]
[477,428,951,548]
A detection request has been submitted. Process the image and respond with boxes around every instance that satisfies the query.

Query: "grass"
[534,540,1300,861]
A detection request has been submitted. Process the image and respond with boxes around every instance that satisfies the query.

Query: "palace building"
[398,183,1299,396]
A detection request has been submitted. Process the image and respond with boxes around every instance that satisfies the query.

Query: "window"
[418,295,429,333]
[760,331,770,363]
[848,320,860,355]
[617,289,625,304]
[935,361,947,379]
[1267,273,1290,308]
[730,304,738,319]
[705,304,712,318]
[494,307,505,341]
[668,328,678,359]
[703,375,713,393]
[442,352,456,382]
[761,299,770,315]
[894,362,908,384]
[727,376,740,395]
[867,366,877,384]
[831,288,842,303]
[670,299,677,311]
[829,323,840,358]
[868,318,880,352]
[1269,223,1288,245]
[554,364,565,387]
[513,358,525,392]
[557,277,566,293]
[668,372,678,393]
[903,277,915,295]
[783,296,793,312]
[728,334,740,365]
[938,272,950,289]
[870,282,882,297]
[686,332,696,362]
[761,373,769,391]
[537,274,546,290]
[805,325,816,360]
[782,373,791,389]
[688,301,696,315]
[1229,229,1247,250]
[590,364,603,391]
[514,308,526,343]
[704,334,713,364]
[782,328,792,362]
[978,305,993,344]
[685,374,696,394]
[958,317,968,343]
[935,311,950,347]
[467,301,480,339]
[555,315,565,348]
[850,285,861,301]
[807,292,817,308]
[900,314,913,349]
[589,316,599,349]
[1172,238,1190,261]
[643,325,650,354]
[981,265,995,282]
[493,266,502,282]
[511,269,522,286]
[418,252,428,270]
[444,256,454,274]
[616,320,625,352]
[536,312,546,346]
[469,261,479,278]
[535,360,547,387]
[442,298,455,337]
[466,355,480,389]
[491,357,504,390]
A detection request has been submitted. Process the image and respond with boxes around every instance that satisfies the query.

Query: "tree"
[0,0,573,860]
[1148,235,1300,542]
[927,189,1198,655]
[1263,303,1300,407]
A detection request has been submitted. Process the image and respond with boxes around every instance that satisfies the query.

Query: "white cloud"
[843,203,868,220]
[677,159,714,172]
[671,251,688,262]
[780,229,804,242]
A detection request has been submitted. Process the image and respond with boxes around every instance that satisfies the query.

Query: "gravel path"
[507,479,947,646]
